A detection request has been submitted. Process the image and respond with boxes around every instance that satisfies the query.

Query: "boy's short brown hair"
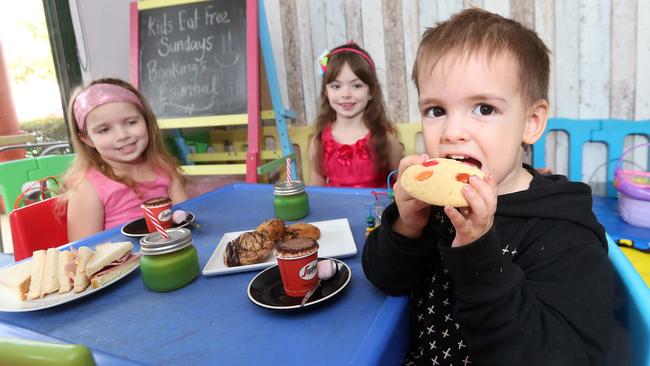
[412,8,550,105]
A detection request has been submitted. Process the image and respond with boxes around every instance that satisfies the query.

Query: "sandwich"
[0,260,31,300]
[85,242,139,289]
[42,248,60,295]
[73,247,94,293]
[26,250,46,300]
[57,250,76,294]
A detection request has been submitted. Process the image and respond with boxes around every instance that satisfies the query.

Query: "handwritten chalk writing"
[147,13,173,36]
[157,35,214,63]
[138,0,246,118]
[146,59,206,82]
[178,9,199,31]
[204,5,230,26]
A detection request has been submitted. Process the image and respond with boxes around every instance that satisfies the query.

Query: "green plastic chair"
[0,154,75,213]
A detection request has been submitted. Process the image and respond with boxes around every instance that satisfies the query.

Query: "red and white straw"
[143,207,169,239]
[286,157,292,185]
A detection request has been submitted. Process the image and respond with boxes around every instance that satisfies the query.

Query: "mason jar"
[273,180,310,221]
[139,228,199,292]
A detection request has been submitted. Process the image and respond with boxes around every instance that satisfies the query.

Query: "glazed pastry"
[283,223,321,241]
[223,231,274,267]
[255,218,286,242]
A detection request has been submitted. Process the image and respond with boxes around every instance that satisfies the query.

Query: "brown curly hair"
[313,42,397,175]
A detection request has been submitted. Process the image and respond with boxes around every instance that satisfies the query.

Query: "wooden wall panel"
[382,0,408,123]
[263,0,647,190]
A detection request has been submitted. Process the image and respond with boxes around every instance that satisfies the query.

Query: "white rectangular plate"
[202,218,357,276]
[0,254,140,313]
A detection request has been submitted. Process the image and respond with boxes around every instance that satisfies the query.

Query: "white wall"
[69,0,132,83]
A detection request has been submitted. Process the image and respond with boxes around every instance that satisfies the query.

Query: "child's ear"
[79,134,95,148]
[522,99,548,145]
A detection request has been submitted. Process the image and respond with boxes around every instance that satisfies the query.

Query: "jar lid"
[274,180,306,196]
[140,228,192,255]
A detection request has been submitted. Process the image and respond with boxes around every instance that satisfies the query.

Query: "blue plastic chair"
[533,118,650,197]
[533,118,650,365]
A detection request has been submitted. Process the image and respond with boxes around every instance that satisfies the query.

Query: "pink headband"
[318,47,376,76]
[73,83,144,131]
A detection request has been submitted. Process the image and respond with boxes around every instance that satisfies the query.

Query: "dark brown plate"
[120,212,196,237]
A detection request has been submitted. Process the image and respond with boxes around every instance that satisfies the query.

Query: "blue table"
[0,184,410,365]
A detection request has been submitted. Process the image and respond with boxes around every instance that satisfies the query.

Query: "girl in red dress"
[309,42,403,188]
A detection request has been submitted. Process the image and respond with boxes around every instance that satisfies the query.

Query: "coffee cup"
[274,238,319,297]
[141,197,173,233]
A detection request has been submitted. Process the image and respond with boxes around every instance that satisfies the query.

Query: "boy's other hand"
[444,173,497,247]
[392,154,433,238]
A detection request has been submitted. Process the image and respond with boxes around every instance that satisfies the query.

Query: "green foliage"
[20,116,68,142]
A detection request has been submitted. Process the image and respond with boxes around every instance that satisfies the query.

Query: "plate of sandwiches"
[0,242,140,312]
[202,218,357,276]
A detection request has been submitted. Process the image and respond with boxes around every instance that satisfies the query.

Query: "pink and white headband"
[73,83,144,131]
[317,46,375,76]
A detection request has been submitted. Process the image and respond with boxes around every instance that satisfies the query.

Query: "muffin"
[282,223,321,241]
[223,231,275,267]
[255,218,286,242]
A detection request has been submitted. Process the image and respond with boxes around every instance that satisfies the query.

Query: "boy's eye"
[424,106,445,118]
[473,104,496,116]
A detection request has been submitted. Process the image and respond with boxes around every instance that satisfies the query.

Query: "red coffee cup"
[275,238,319,297]
[141,197,173,233]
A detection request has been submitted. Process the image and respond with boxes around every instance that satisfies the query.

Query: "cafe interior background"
[0,0,649,255]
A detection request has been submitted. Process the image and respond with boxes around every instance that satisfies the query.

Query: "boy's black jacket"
[363,166,613,366]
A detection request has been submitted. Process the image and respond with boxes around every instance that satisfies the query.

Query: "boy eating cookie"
[363,8,613,365]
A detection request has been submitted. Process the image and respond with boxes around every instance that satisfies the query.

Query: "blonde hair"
[61,78,184,201]
[412,8,550,105]
[313,42,397,175]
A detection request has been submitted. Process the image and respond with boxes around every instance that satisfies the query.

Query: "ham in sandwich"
[73,247,94,293]
[85,242,139,289]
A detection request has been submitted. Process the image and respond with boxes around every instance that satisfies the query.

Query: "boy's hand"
[443,173,497,247]
[392,154,432,238]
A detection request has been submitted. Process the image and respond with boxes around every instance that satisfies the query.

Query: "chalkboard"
[137,0,247,119]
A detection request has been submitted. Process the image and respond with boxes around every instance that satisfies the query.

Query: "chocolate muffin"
[282,223,321,241]
[255,218,286,242]
[275,237,319,259]
[223,231,275,267]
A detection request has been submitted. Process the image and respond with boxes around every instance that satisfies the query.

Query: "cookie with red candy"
[400,158,484,207]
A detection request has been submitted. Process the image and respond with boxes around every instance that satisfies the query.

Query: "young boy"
[363,8,613,366]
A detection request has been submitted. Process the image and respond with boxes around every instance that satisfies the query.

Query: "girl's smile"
[80,102,149,167]
[325,63,371,121]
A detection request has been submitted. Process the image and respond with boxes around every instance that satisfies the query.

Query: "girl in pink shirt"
[309,42,403,188]
[61,78,187,241]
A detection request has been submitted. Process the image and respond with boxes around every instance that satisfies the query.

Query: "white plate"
[202,218,357,276]
[0,256,140,312]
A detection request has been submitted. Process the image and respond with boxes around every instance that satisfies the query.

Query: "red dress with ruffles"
[321,124,388,188]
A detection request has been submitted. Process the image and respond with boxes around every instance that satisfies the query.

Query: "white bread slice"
[26,250,46,300]
[90,254,139,289]
[57,250,75,294]
[73,247,94,293]
[86,242,133,277]
[0,260,31,300]
[42,248,60,295]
